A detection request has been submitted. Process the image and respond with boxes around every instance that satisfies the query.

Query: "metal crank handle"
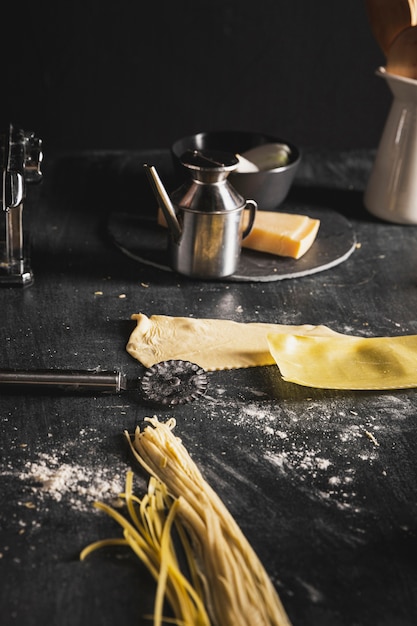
[0,369,126,392]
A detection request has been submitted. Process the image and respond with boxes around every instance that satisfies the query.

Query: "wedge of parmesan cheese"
[242,211,320,259]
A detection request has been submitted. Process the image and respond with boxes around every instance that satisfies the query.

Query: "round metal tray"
[107,207,356,282]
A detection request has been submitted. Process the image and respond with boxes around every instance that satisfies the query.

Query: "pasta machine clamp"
[0,124,43,286]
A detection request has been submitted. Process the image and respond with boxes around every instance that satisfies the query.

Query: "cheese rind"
[242,211,320,259]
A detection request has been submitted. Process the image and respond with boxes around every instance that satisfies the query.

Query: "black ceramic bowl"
[171,130,301,211]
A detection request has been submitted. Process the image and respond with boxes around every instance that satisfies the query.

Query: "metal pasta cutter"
[0,360,208,406]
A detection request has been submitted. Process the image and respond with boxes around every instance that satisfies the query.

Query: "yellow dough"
[127,314,417,390]
[126,313,340,371]
[268,332,417,390]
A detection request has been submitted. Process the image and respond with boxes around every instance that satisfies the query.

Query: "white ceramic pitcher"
[365,67,417,224]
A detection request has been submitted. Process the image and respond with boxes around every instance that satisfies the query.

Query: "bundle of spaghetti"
[124,416,292,626]
[80,470,211,626]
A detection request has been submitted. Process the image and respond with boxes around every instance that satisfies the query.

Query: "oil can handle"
[241,199,257,239]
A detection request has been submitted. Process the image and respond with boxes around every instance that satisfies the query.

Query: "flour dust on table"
[1,428,137,515]
[203,385,414,522]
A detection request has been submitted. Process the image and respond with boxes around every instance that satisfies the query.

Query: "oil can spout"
[143,164,182,242]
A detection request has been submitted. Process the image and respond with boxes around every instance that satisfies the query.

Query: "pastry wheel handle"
[0,360,208,404]
[0,368,127,392]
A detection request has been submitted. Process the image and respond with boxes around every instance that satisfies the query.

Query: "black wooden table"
[1,147,417,626]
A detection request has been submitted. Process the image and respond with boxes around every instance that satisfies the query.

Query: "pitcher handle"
[242,199,257,239]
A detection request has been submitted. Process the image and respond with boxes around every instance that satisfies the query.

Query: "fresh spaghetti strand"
[81,470,211,626]
[124,417,292,626]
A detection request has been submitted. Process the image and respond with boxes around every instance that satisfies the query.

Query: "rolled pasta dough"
[126,313,339,371]
[268,332,417,389]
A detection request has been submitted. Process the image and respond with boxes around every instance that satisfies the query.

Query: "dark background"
[3,0,388,152]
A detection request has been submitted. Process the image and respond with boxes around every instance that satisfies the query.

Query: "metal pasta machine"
[0,124,43,286]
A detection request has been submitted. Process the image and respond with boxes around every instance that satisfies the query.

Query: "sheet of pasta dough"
[126,313,340,371]
[267,332,417,389]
